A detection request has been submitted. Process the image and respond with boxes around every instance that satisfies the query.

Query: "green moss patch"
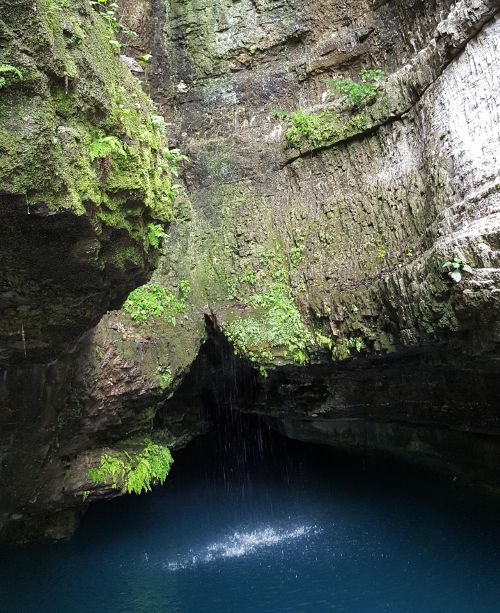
[0,0,178,253]
[222,244,312,374]
[123,280,190,324]
[278,109,369,150]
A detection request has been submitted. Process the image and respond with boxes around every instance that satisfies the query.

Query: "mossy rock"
[0,0,177,363]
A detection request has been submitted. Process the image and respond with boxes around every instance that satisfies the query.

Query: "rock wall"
[0,0,178,541]
[73,0,499,496]
[148,0,500,486]
[150,0,500,359]
[1,0,499,541]
[0,0,178,365]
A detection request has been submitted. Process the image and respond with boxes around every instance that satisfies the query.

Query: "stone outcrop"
[1,0,499,542]
[0,0,176,366]
[0,0,178,541]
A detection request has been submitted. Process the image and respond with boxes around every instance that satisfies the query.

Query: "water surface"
[1,430,499,612]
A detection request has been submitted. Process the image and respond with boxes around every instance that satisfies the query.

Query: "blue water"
[1,432,499,612]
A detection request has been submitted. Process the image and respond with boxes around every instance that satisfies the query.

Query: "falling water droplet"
[21,321,27,358]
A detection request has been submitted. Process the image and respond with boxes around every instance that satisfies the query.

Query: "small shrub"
[324,69,385,108]
[442,257,473,283]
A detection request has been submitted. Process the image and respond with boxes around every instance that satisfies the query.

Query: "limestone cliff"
[0,0,178,541]
[1,0,499,542]
[143,0,499,480]
[121,0,499,486]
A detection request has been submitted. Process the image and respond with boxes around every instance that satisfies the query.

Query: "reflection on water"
[1,429,499,613]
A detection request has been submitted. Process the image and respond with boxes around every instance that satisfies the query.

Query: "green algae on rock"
[0,0,180,364]
[0,0,175,234]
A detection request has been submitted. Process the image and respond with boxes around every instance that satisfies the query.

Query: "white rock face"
[425,15,500,232]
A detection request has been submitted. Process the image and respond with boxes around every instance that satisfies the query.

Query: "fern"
[87,439,173,497]
[0,64,23,88]
[89,131,128,161]
[163,148,188,177]
[88,454,122,488]
[147,223,167,249]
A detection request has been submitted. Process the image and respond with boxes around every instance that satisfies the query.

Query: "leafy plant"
[156,365,172,391]
[332,336,365,359]
[89,131,128,161]
[164,148,189,177]
[87,439,173,496]
[324,69,384,108]
[151,114,167,134]
[90,0,137,49]
[123,281,190,324]
[0,64,23,88]
[442,257,473,283]
[147,223,167,249]
[315,330,333,350]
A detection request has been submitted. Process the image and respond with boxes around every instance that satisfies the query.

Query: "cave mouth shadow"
[153,328,499,505]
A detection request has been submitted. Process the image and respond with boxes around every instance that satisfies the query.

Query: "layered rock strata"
[1,0,499,541]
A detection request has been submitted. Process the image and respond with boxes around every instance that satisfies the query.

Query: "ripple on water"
[161,524,322,571]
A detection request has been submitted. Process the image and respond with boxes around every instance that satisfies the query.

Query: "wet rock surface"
[0,0,175,541]
[145,0,500,490]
